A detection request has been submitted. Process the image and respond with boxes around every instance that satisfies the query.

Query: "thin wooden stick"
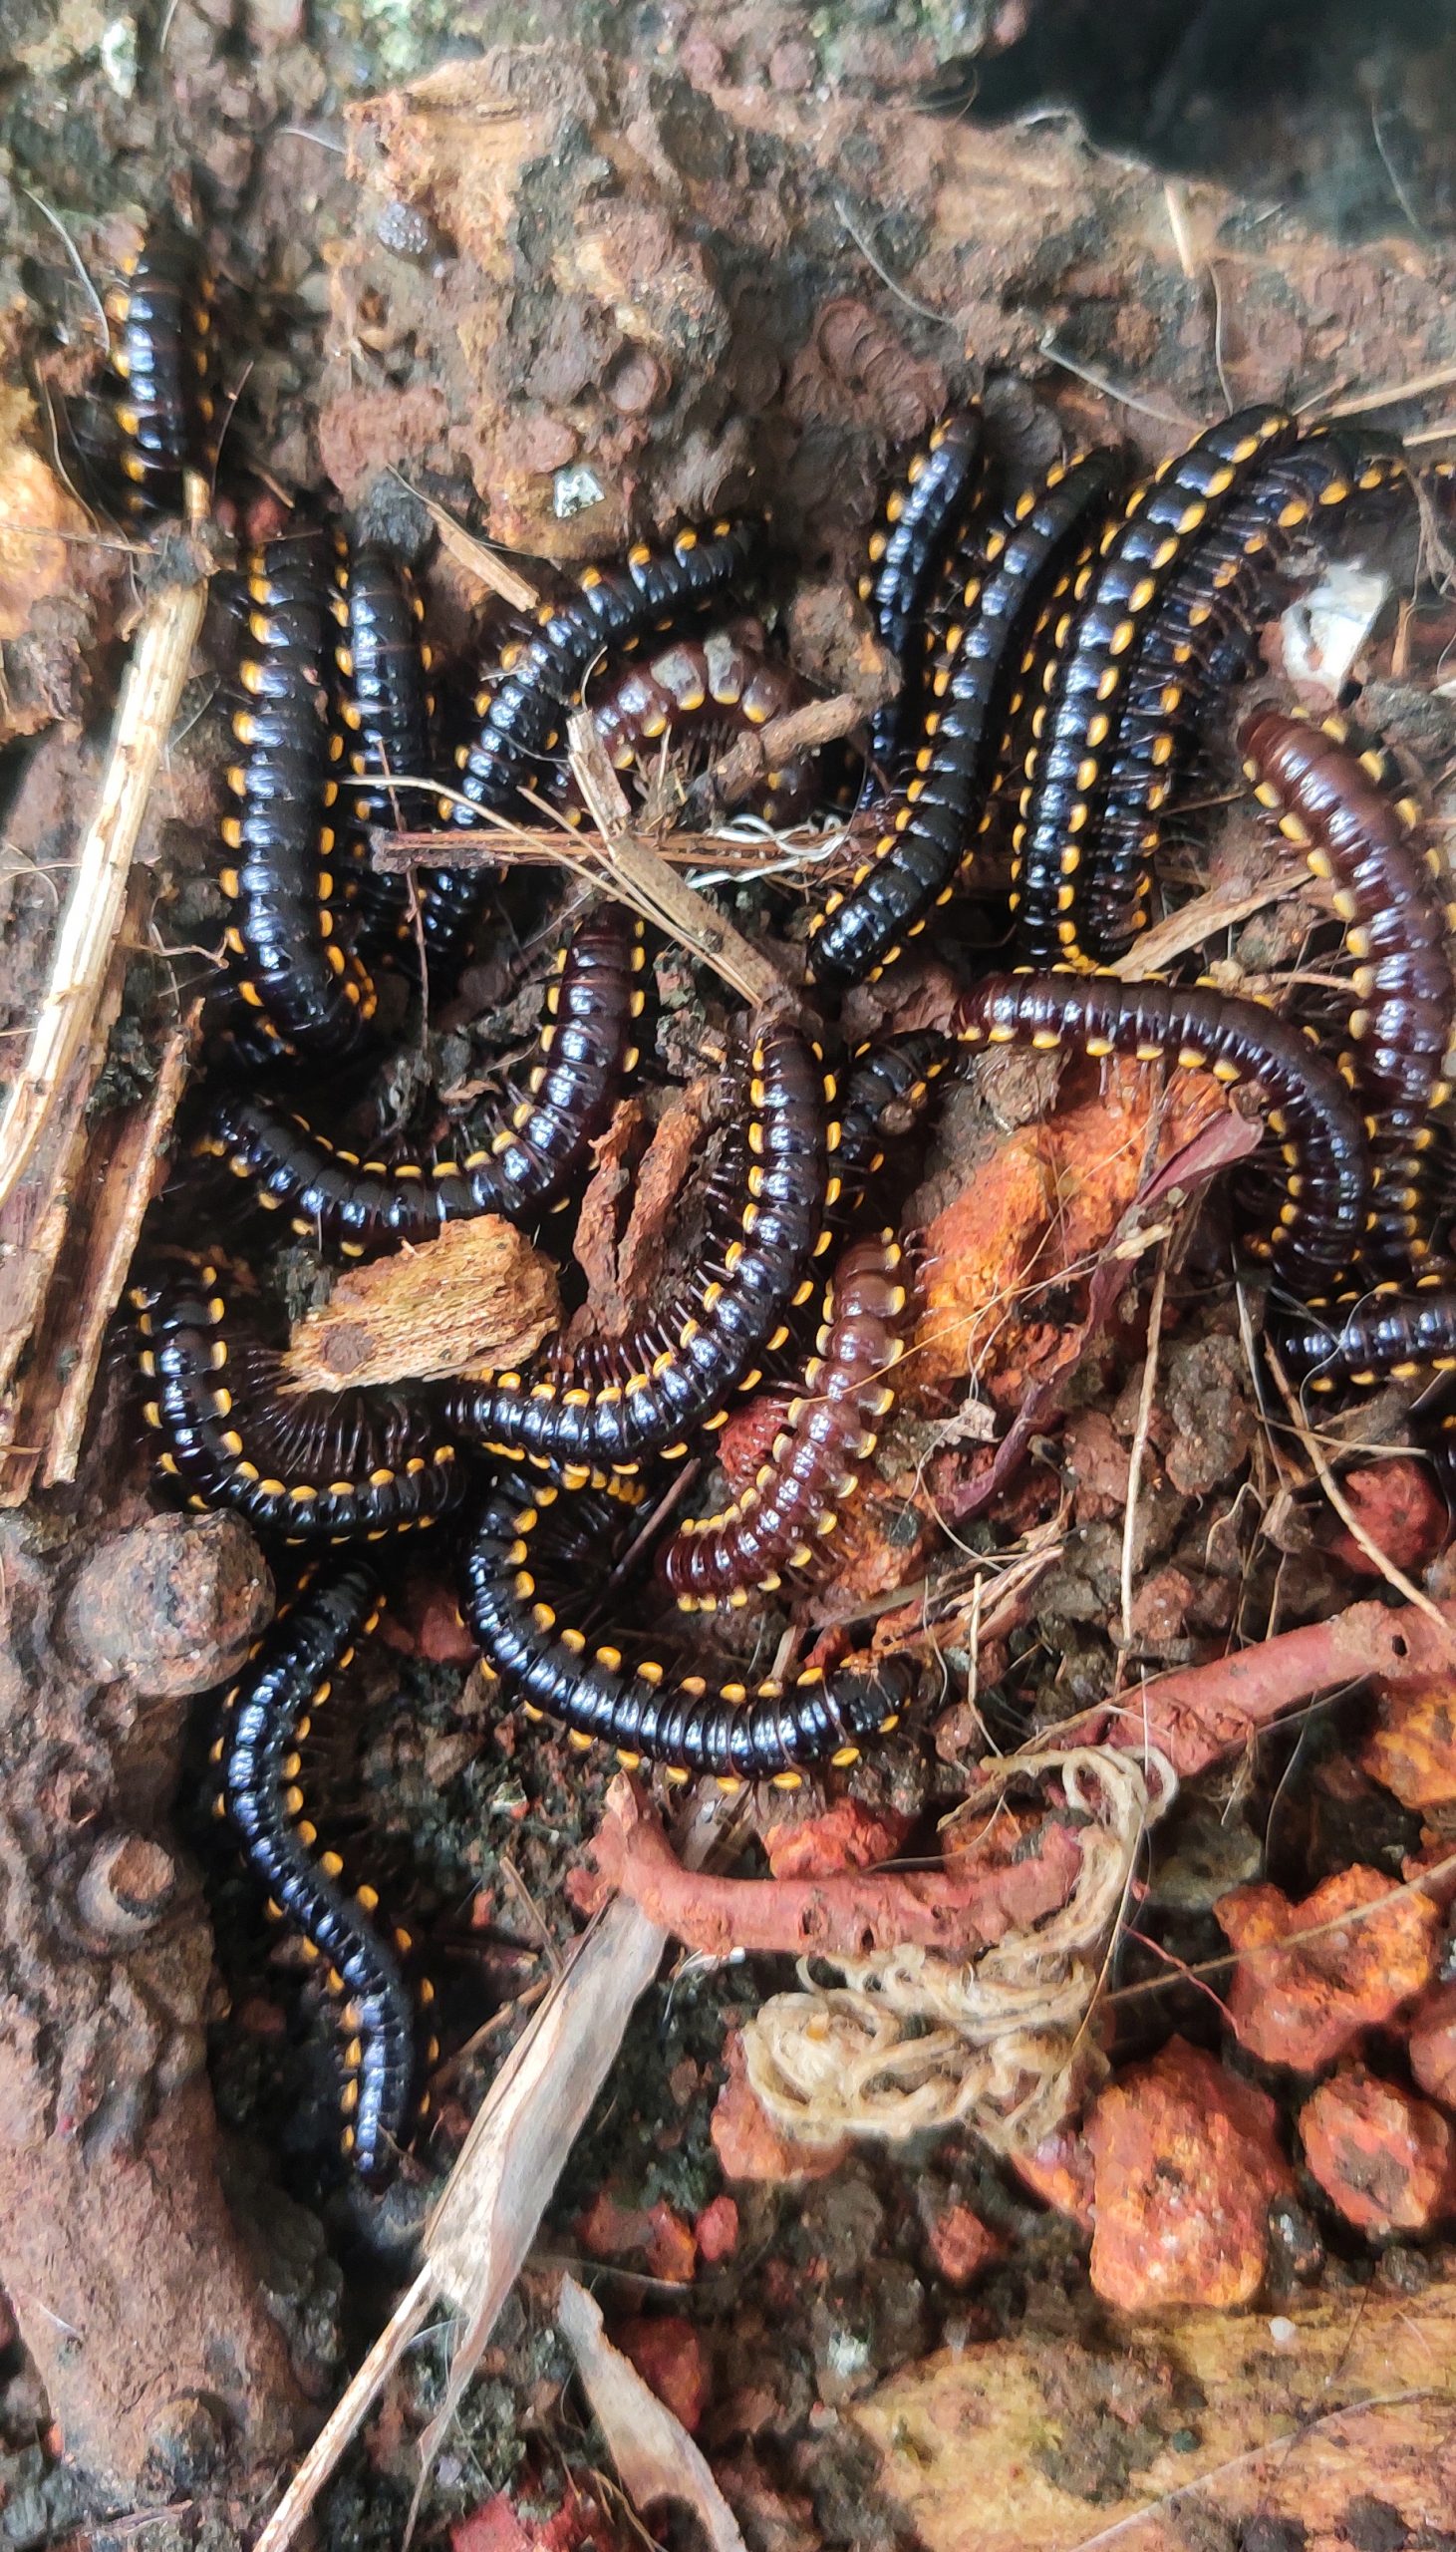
[1320,361,1456,419]
[0,560,208,1213]
[392,476,541,613]
[690,689,862,813]
[566,714,792,1009]
[1110,876,1301,977]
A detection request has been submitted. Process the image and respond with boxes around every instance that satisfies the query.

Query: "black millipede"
[1071,429,1410,966]
[443,1016,832,1475]
[462,1473,914,1782]
[660,1229,913,1611]
[858,404,986,791]
[101,209,217,519]
[807,449,1124,990]
[951,971,1372,1292]
[1010,402,1301,969]
[198,903,644,1259]
[327,536,434,951]
[426,519,760,975]
[1239,705,1456,1276]
[1276,1284,1456,1391]
[221,536,378,1061]
[214,1558,435,2181]
[131,1259,461,1540]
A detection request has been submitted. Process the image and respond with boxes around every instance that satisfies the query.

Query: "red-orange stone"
[921,2198,1004,2290]
[1215,1864,1441,2071]
[1008,2126,1096,2228]
[1361,1678,1456,1811]
[694,2194,739,2264]
[1327,1459,1449,1578]
[1299,2066,1456,2236]
[1408,1981,1456,2111]
[1084,2037,1292,2310]
[613,2312,711,2433]
[643,2200,697,2286]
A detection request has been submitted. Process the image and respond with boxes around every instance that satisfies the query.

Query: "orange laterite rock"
[613,2312,710,2434]
[1407,1982,1456,2112]
[1084,2038,1293,2311]
[1008,2126,1096,2228]
[920,2197,1005,2291]
[1298,2067,1456,2236]
[694,2194,739,2264]
[1361,1676,1456,1811]
[1327,1459,1449,1578]
[1215,1864,1442,2071]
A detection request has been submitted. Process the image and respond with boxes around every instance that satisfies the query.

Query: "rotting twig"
[41,1005,202,1486]
[568,1770,1082,1959]
[1117,1246,1168,1675]
[689,689,863,815]
[1111,875,1302,977]
[1056,1591,1456,1779]
[558,2276,748,2552]
[1321,360,1456,420]
[0,550,209,1214]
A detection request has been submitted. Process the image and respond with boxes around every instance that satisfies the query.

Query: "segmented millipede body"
[198,904,644,1259]
[1074,429,1410,964]
[951,971,1371,1291]
[326,537,435,950]
[102,211,216,517]
[462,1473,914,1781]
[1239,706,1456,1275]
[660,1229,913,1608]
[575,621,819,824]
[831,1031,953,1219]
[1011,403,1302,967]
[443,1017,832,1474]
[222,537,378,1060]
[858,405,986,789]
[808,450,1124,990]
[131,1259,460,1539]
[216,1559,434,2180]
[1276,1285,1456,1391]
[426,520,760,975]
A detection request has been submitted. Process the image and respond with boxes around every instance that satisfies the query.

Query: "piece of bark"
[281,1216,560,1390]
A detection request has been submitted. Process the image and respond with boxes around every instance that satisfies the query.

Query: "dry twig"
[564,712,792,1009]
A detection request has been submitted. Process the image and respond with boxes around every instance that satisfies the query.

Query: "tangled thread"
[742,1746,1177,2152]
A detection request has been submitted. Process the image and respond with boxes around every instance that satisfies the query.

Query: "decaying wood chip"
[42,1007,202,1488]
[281,1216,560,1390]
[557,2274,748,2552]
[0,547,209,1215]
